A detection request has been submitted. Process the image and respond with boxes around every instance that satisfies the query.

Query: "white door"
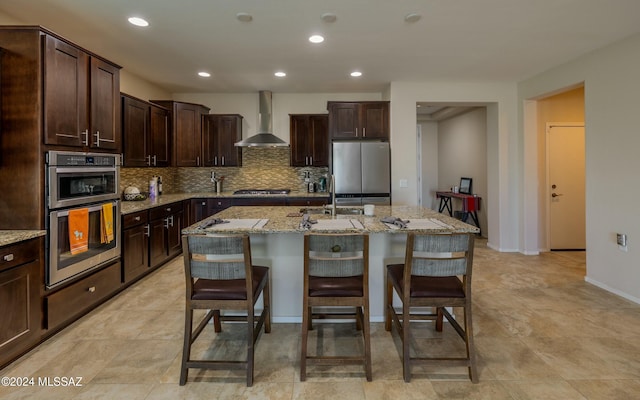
[547,124,585,250]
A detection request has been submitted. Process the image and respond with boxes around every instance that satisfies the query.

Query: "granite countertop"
[182,205,479,235]
[120,191,330,215]
[0,230,47,247]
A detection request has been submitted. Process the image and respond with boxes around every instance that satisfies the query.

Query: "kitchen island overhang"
[182,205,478,322]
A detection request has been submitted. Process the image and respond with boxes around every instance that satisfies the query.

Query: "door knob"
[551,193,563,198]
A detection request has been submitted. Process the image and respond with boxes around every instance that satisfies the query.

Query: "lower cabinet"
[0,238,42,368]
[45,260,121,331]
[122,210,149,283]
[286,197,329,207]
[188,198,232,226]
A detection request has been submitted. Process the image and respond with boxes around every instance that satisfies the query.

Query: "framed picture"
[459,177,472,195]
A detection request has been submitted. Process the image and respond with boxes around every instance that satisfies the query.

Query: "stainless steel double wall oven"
[46,151,121,288]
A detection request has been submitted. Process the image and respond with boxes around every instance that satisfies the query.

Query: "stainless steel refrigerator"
[332,141,391,206]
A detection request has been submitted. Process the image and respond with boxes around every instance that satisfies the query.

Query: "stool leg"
[436,307,444,332]
[300,302,310,381]
[363,301,372,381]
[384,271,393,331]
[179,308,193,385]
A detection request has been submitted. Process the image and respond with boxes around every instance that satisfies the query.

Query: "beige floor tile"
[292,381,365,400]
[430,380,514,400]
[501,380,588,400]
[568,379,640,400]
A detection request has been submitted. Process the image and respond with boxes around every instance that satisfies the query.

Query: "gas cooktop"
[233,189,291,195]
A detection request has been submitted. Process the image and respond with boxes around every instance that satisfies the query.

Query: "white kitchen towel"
[383,218,452,230]
[311,219,364,230]
[205,219,268,230]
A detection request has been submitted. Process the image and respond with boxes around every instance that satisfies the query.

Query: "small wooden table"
[436,191,481,234]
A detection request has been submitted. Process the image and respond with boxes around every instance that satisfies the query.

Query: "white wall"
[418,121,438,209]
[120,70,171,101]
[389,81,519,252]
[172,92,382,144]
[519,32,640,303]
[437,109,488,235]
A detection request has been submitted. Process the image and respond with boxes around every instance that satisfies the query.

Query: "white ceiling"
[1,0,640,94]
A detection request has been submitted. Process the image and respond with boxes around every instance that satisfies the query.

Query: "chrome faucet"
[329,174,336,216]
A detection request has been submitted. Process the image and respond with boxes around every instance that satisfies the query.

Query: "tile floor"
[2,239,640,399]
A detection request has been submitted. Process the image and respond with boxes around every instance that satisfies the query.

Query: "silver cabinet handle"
[170,215,175,227]
[146,155,151,166]
[88,286,96,293]
[214,156,218,166]
[144,224,150,237]
[310,156,313,165]
[355,128,358,137]
[82,129,89,146]
[94,131,101,147]
[363,128,366,137]
[2,253,14,262]
[164,217,170,229]
[166,207,172,212]
[196,156,200,166]
[134,216,141,221]
[152,155,157,166]
[201,201,206,206]
[221,156,225,166]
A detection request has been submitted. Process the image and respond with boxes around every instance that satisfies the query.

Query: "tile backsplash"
[120,148,329,194]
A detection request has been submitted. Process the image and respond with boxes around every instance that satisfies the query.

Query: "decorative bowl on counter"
[123,186,147,201]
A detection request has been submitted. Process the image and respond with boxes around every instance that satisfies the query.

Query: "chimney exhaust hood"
[234,90,289,147]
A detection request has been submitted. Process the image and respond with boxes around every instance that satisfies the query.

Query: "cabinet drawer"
[211,198,233,209]
[122,210,148,229]
[0,239,39,273]
[149,202,183,220]
[46,261,122,330]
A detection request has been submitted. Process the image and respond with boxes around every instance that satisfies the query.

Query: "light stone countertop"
[0,230,46,247]
[182,205,479,235]
[120,191,330,215]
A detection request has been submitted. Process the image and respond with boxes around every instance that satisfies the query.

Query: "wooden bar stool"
[180,234,271,386]
[300,232,372,381]
[385,232,477,383]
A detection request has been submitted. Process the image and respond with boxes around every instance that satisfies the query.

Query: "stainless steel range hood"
[235,90,289,147]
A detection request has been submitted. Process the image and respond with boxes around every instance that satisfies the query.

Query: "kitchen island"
[182,205,478,322]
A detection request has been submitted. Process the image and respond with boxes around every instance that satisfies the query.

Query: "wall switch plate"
[617,233,627,247]
[399,179,408,188]
[617,233,628,252]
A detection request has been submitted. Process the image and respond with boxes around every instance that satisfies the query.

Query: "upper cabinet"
[290,114,329,167]
[327,101,389,140]
[122,94,170,167]
[150,101,210,167]
[44,35,121,151]
[202,114,243,167]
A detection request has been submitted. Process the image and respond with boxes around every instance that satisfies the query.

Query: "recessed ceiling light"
[404,13,421,23]
[350,71,362,77]
[309,35,324,44]
[128,17,149,27]
[321,13,337,23]
[236,12,253,22]
[274,71,286,77]
[198,72,211,78]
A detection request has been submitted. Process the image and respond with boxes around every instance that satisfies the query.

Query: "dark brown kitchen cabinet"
[188,198,233,226]
[203,114,243,167]
[122,94,170,167]
[290,114,329,167]
[148,202,184,268]
[0,238,42,369]
[286,197,329,207]
[122,210,149,283]
[151,100,210,167]
[44,35,121,151]
[327,101,389,140]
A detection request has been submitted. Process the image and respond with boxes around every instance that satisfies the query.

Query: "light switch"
[399,179,408,188]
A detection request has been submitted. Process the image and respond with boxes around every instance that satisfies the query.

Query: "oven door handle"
[54,200,118,216]
[52,166,118,174]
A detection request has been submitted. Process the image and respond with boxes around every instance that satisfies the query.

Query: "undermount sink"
[300,206,364,215]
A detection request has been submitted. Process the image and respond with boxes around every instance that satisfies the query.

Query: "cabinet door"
[43,35,89,147]
[149,105,170,167]
[310,115,329,166]
[202,115,217,167]
[360,102,389,139]
[122,96,149,167]
[328,102,359,138]
[190,199,209,224]
[90,58,120,150]
[148,219,167,268]
[122,224,149,283]
[0,258,40,367]
[167,211,183,258]
[290,115,310,166]
[174,103,203,166]
[218,115,242,166]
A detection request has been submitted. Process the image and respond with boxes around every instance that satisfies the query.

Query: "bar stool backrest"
[407,233,474,277]
[186,234,251,280]
[306,234,366,277]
